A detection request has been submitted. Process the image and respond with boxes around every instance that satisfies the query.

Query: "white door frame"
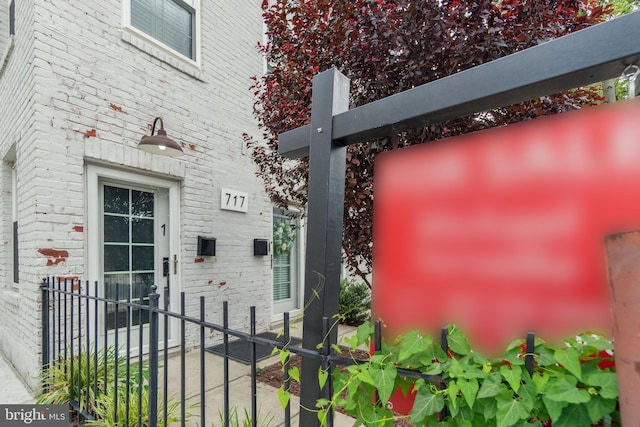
[86,164,181,352]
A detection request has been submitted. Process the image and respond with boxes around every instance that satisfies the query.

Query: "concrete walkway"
[0,351,35,404]
[163,323,359,427]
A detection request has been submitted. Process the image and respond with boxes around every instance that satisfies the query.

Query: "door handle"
[173,254,178,275]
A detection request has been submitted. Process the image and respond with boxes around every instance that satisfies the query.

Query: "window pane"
[104,216,129,243]
[158,0,193,58]
[104,186,129,214]
[131,273,153,326]
[130,0,194,59]
[132,218,154,243]
[104,274,130,331]
[104,245,130,272]
[132,246,154,271]
[131,0,153,35]
[132,190,154,217]
[273,252,291,301]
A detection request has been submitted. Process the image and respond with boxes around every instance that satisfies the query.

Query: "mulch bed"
[256,346,413,426]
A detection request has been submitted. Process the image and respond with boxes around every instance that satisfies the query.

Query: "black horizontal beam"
[279,11,640,158]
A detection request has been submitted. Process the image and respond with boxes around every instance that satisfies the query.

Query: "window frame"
[122,0,201,72]
[0,0,16,71]
[11,162,17,283]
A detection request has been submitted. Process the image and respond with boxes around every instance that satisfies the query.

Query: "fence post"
[524,332,535,377]
[41,278,50,393]
[148,285,160,427]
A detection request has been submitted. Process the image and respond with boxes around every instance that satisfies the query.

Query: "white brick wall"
[0,0,274,389]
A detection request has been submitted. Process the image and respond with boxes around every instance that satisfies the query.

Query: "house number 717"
[220,188,249,213]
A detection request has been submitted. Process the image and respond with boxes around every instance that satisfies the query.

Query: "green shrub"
[39,346,185,427]
[338,278,371,325]
[214,407,274,427]
[37,346,125,413]
[85,383,181,427]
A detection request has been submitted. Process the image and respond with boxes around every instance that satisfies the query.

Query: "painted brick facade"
[0,0,274,390]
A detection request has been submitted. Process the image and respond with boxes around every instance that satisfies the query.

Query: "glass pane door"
[103,185,155,330]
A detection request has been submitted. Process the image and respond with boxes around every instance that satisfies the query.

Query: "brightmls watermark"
[0,405,66,427]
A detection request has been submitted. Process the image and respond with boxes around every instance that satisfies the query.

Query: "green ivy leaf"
[553,403,592,427]
[477,373,506,399]
[582,370,618,399]
[543,376,590,404]
[477,398,497,422]
[370,363,397,405]
[357,367,375,386]
[517,379,537,413]
[277,386,290,409]
[288,366,300,382]
[532,372,549,394]
[409,386,444,425]
[496,390,530,427]
[398,330,432,362]
[500,364,522,394]
[448,380,460,417]
[318,369,328,390]
[423,362,442,376]
[542,396,568,423]
[457,378,479,409]
[554,347,582,380]
[317,407,328,427]
[449,356,464,378]
[342,334,358,350]
[279,349,290,366]
[586,398,617,424]
[535,345,557,366]
[356,322,374,347]
[447,326,471,356]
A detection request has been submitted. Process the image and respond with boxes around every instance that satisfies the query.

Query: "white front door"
[87,165,180,351]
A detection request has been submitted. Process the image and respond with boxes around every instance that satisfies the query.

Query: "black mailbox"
[197,236,216,256]
[254,239,269,256]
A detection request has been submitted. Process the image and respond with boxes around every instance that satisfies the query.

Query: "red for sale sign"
[373,100,640,353]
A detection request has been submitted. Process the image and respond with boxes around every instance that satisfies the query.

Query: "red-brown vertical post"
[603,230,640,425]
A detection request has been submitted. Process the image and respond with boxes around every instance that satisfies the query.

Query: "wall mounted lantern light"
[138,117,184,157]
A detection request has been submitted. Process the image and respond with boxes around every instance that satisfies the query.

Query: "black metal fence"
[40,277,535,427]
[41,276,366,427]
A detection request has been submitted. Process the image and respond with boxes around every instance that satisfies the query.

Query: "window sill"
[0,35,15,79]
[121,27,203,81]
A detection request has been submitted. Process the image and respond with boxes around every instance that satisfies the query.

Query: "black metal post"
[148,285,160,427]
[524,332,535,377]
[250,306,257,427]
[125,284,132,427]
[199,296,205,427]
[180,293,186,427]
[283,311,291,427]
[298,67,350,427]
[163,280,169,427]
[439,327,449,422]
[374,321,382,406]
[321,317,334,427]
[41,278,50,393]
[223,301,230,427]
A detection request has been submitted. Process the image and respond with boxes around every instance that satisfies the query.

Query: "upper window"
[0,0,16,60]
[124,0,199,61]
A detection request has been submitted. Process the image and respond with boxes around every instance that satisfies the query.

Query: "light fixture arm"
[137,116,184,157]
[150,117,165,136]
